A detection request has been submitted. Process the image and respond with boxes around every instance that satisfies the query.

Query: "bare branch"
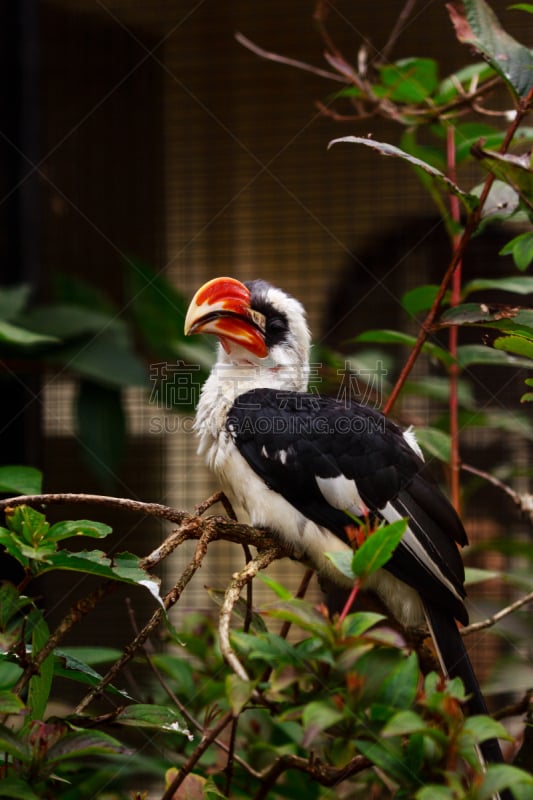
[13,582,114,699]
[0,492,190,524]
[161,710,236,800]
[462,463,533,525]
[235,32,347,83]
[379,0,418,63]
[462,590,533,636]
[75,523,216,714]
[219,546,284,681]
[253,751,371,800]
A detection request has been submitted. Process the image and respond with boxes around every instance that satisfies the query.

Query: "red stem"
[383,86,533,417]
[447,125,462,514]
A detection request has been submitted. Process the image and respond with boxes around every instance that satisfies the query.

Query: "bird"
[184,275,507,771]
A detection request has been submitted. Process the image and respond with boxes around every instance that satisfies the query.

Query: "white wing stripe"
[380,501,463,603]
[315,474,367,517]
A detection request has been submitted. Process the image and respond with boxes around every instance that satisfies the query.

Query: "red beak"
[184,277,268,358]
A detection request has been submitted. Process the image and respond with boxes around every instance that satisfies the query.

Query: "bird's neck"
[194,354,308,465]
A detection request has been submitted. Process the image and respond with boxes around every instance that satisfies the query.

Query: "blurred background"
[1,1,532,690]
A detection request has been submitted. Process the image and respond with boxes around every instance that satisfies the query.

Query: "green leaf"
[33,549,163,605]
[453,121,507,164]
[25,612,54,726]
[58,645,124,666]
[264,599,331,638]
[355,738,419,785]
[447,0,533,97]
[54,333,147,388]
[464,566,500,585]
[463,715,511,744]
[0,658,23,689]
[53,650,132,698]
[463,275,533,296]
[328,136,479,214]
[0,465,42,495]
[53,272,117,313]
[472,145,533,212]
[325,549,357,581]
[0,285,31,321]
[258,572,294,600]
[0,529,29,569]
[416,786,456,800]
[354,329,454,366]
[341,611,386,638]
[47,518,113,543]
[0,583,34,631]
[302,700,344,738]
[0,319,59,348]
[415,427,452,463]
[500,231,533,271]
[126,257,215,367]
[402,284,445,315]
[379,651,420,709]
[381,709,426,737]
[457,343,533,369]
[226,674,256,714]
[5,505,50,547]
[21,304,122,340]
[232,630,305,666]
[0,777,40,800]
[115,703,191,735]
[0,690,25,715]
[0,723,31,761]
[76,380,126,487]
[472,178,520,223]
[404,375,476,409]
[46,729,132,765]
[494,334,533,360]
[377,58,438,103]
[351,519,407,580]
[400,130,446,172]
[478,764,533,800]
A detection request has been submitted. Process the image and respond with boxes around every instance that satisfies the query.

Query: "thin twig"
[219,547,284,681]
[75,524,215,714]
[493,690,532,721]
[0,492,190,523]
[12,583,114,699]
[160,710,236,800]
[461,590,533,636]
[462,463,533,523]
[136,627,261,779]
[379,0,418,63]
[235,32,347,83]
[253,752,371,800]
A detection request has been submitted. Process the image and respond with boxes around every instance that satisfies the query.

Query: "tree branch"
[219,546,285,681]
[461,589,533,636]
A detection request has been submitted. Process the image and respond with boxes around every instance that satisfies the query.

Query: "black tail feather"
[425,603,513,799]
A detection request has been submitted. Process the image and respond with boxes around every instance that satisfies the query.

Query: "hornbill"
[184,275,507,770]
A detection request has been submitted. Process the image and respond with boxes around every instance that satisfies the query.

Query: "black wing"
[227,388,468,623]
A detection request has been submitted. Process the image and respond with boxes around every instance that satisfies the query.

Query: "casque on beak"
[184,276,268,358]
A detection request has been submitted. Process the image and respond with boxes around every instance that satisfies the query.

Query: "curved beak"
[184,277,268,358]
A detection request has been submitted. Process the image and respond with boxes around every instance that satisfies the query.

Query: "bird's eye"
[266,317,287,335]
